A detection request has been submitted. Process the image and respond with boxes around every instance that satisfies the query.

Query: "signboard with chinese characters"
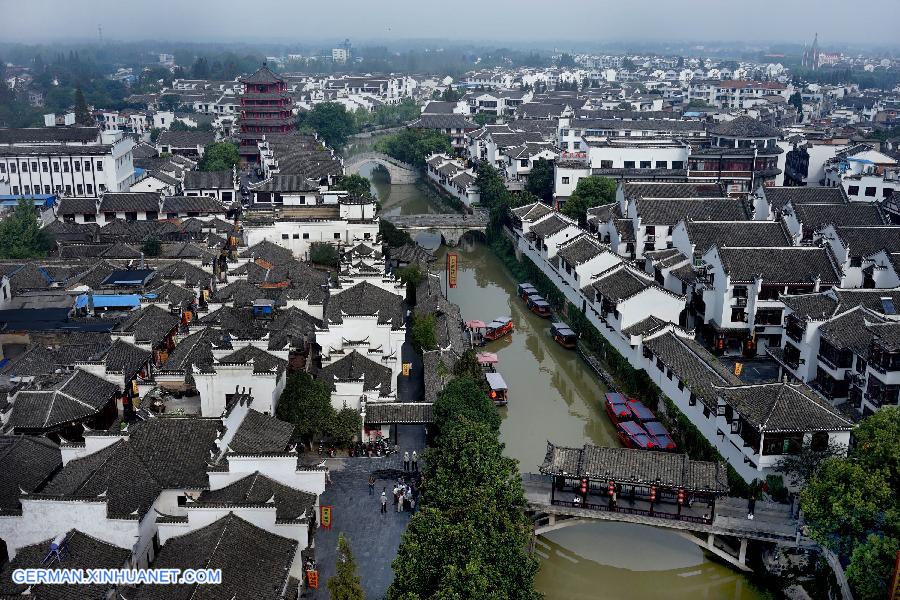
[447,253,458,288]
[320,505,333,529]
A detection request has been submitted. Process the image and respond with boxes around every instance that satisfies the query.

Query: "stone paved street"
[310,425,426,599]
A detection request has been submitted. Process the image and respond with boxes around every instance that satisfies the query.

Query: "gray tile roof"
[0,529,130,599]
[644,332,742,410]
[819,307,885,355]
[183,170,235,190]
[218,345,287,375]
[227,410,295,454]
[717,247,841,284]
[326,281,405,329]
[540,443,729,493]
[685,220,791,254]
[530,214,574,238]
[130,513,297,600]
[409,114,478,130]
[116,304,180,346]
[790,202,887,230]
[833,226,900,258]
[556,234,606,266]
[57,197,99,215]
[98,192,161,213]
[162,195,227,214]
[591,266,654,303]
[157,129,216,148]
[0,435,61,512]
[624,182,726,200]
[0,126,99,144]
[196,472,314,521]
[511,201,553,223]
[6,370,119,431]
[636,198,751,225]
[710,115,781,139]
[317,350,393,396]
[104,338,151,379]
[365,402,434,424]
[717,383,853,433]
[763,186,847,211]
[126,415,222,489]
[41,439,163,518]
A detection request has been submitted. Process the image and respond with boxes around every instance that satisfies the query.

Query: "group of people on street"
[403,450,418,472]
[379,479,419,514]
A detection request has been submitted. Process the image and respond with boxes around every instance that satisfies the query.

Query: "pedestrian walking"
[747,496,756,520]
[380,489,387,514]
[392,484,399,505]
[397,489,404,512]
[368,475,375,495]
[403,451,410,471]
[411,450,418,472]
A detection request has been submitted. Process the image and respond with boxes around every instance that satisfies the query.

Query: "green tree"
[410,313,437,355]
[275,372,334,445]
[333,174,372,198]
[396,264,424,306]
[441,87,461,102]
[525,157,554,203]
[375,128,452,168]
[298,102,357,149]
[451,349,488,393]
[328,534,364,600]
[561,175,617,226]
[432,376,499,436]
[158,94,181,112]
[774,437,848,487]
[389,418,539,600]
[198,142,239,172]
[0,199,53,259]
[379,220,412,248]
[191,57,210,79]
[73,86,92,125]
[846,534,900,600]
[327,408,362,447]
[851,406,900,487]
[800,458,893,557]
[141,236,161,258]
[473,111,496,126]
[309,242,340,268]
[149,128,162,144]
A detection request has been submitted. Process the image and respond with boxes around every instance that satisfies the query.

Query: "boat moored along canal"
[483,316,514,342]
[526,293,553,318]
[517,282,538,300]
[486,371,509,406]
[550,322,578,349]
[616,420,657,449]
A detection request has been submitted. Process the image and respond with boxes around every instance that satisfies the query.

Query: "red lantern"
[608,480,615,495]
[677,488,685,505]
[580,478,588,495]
[649,485,657,502]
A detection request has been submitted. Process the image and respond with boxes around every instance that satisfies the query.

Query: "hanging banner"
[320,505,333,529]
[402,363,411,376]
[447,253,458,289]
[307,570,319,589]
[734,362,743,377]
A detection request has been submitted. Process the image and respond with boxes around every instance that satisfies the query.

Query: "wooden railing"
[550,498,712,525]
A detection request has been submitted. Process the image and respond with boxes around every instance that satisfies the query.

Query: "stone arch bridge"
[382,210,489,246]
[344,152,419,184]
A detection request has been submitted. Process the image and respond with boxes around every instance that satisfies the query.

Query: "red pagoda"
[238,63,295,164]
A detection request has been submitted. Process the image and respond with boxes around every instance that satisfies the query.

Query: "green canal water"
[358,164,765,600]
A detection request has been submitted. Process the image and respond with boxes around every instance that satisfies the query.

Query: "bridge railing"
[550,498,712,525]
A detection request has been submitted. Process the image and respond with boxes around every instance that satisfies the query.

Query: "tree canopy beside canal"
[560,175,617,227]
[374,128,452,168]
[389,376,539,600]
[297,101,357,149]
[800,406,900,600]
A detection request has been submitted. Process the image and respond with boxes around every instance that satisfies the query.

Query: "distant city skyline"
[2,0,899,48]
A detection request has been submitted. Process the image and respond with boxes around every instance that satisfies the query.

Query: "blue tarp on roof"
[75,294,141,309]
[0,194,57,208]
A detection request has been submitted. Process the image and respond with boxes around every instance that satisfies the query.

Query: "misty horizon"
[2,0,899,49]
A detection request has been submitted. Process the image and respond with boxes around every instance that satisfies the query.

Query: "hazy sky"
[2,0,898,46]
